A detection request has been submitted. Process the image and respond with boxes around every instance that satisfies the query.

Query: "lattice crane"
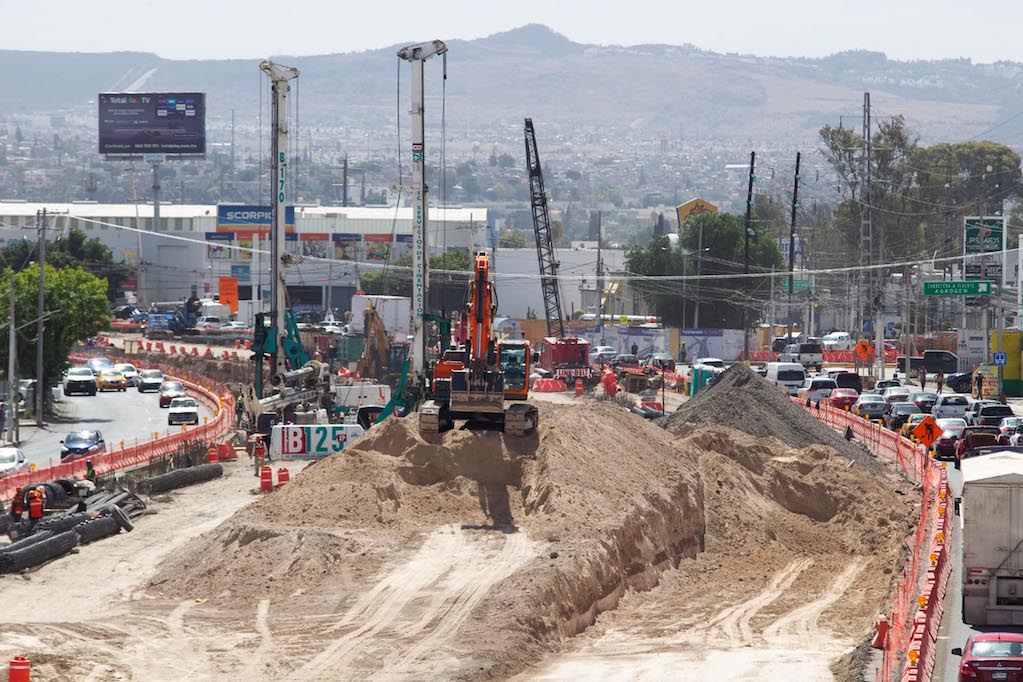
[524,118,566,338]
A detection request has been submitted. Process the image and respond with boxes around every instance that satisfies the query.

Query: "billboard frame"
[97,92,207,158]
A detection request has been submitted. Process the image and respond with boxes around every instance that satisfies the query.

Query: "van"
[765,362,806,395]
[923,350,958,375]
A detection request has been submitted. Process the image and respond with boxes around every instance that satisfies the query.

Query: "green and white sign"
[923,280,992,296]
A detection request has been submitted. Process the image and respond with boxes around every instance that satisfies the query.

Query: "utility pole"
[597,211,605,345]
[787,152,801,343]
[342,155,349,207]
[398,40,447,382]
[860,93,872,344]
[741,151,756,361]
[7,273,16,445]
[35,208,46,427]
[230,109,236,171]
[260,60,300,377]
[693,221,704,328]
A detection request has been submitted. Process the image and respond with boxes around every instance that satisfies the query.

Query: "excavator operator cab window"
[500,347,527,393]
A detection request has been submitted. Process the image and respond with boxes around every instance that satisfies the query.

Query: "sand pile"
[664,363,885,475]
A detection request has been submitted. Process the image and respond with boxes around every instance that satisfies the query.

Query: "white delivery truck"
[960,451,1023,625]
[349,295,412,337]
[765,362,806,395]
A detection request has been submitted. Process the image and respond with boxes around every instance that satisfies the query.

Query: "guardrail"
[0,357,236,502]
[797,400,950,682]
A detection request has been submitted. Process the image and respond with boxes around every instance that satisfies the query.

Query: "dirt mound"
[663,363,885,475]
[152,401,706,679]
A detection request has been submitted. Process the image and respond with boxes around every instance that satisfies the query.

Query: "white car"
[223,321,249,332]
[797,377,837,403]
[194,316,222,330]
[0,447,29,477]
[322,322,346,335]
[588,346,617,363]
[693,357,726,369]
[821,331,852,351]
[114,363,139,386]
[167,397,200,426]
[932,394,970,419]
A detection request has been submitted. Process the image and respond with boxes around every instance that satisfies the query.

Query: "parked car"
[932,418,968,460]
[908,391,939,413]
[85,357,112,374]
[932,394,970,420]
[852,394,887,420]
[922,349,958,375]
[159,381,186,408]
[884,402,922,431]
[614,354,641,371]
[60,430,106,460]
[194,315,222,331]
[137,369,165,393]
[975,403,1016,427]
[168,397,200,425]
[588,346,617,363]
[821,331,852,351]
[945,371,975,394]
[902,413,930,439]
[223,320,250,332]
[998,416,1023,441]
[693,357,726,369]
[96,369,127,392]
[63,367,97,396]
[0,447,29,477]
[321,322,345,335]
[778,342,824,371]
[951,632,1023,682]
[114,363,139,386]
[829,388,860,410]
[953,426,1003,469]
[797,377,837,403]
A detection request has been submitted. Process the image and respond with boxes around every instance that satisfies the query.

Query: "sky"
[3,0,1022,63]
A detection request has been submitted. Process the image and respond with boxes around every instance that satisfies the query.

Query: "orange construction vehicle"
[420,252,538,435]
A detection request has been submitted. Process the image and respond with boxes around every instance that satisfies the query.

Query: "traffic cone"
[8,656,30,682]
[207,445,219,463]
[277,468,290,486]
[259,466,274,492]
[574,379,583,396]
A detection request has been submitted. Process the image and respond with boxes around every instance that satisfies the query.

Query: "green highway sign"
[923,280,992,296]
[789,278,810,292]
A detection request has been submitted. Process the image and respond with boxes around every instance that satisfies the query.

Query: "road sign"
[790,279,810,292]
[854,339,874,361]
[913,416,941,449]
[995,352,1007,366]
[923,280,992,296]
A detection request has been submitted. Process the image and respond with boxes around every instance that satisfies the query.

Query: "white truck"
[349,295,411,337]
[960,451,1023,625]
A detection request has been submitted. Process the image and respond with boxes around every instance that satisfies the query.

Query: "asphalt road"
[12,386,215,472]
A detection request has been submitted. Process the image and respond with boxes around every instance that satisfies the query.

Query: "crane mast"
[524,118,565,338]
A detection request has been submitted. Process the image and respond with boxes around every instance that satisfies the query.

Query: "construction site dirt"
[0,372,915,681]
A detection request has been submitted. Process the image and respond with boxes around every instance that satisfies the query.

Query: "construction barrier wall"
[0,356,235,502]
[798,401,952,682]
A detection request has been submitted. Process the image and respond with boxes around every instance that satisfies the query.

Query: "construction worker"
[8,488,24,521]
[84,459,97,484]
[235,393,245,428]
[253,436,267,475]
[27,489,44,521]
[976,372,985,399]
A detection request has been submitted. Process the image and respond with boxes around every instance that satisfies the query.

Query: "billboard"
[98,93,206,155]
[216,205,295,234]
[964,216,1005,306]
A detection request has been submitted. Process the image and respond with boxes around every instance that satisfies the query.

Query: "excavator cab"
[499,342,529,399]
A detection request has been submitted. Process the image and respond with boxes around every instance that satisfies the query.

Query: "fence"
[0,357,236,502]
[798,400,952,682]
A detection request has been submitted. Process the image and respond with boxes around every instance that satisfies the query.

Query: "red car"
[953,426,1003,469]
[159,381,186,408]
[829,388,859,410]
[952,632,1023,681]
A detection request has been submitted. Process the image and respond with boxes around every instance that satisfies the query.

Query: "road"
[13,387,215,472]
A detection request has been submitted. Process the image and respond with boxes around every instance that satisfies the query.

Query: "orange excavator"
[420,252,538,436]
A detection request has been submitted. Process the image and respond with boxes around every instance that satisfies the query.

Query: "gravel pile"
[663,363,884,476]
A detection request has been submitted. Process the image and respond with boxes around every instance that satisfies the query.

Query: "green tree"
[0,227,132,300]
[1,264,110,398]
[359,250,473,297]
[498,230,530,248]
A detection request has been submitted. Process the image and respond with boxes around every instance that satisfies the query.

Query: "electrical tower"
[524,118,565,338]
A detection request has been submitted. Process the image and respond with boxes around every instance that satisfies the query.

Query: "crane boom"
[524,118,565,338]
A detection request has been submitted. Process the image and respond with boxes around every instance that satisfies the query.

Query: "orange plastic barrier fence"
[797,400,950,682]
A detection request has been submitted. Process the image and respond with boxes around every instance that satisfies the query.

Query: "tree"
[0,227,132,300]
[499,230,530,249]
[359,250,473,297]
[0,264,110,398]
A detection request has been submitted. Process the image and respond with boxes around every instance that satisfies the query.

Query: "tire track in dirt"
[762,559,866,648]
[687,558,813,647]
[242,599,274,679]
[290,526,534,680]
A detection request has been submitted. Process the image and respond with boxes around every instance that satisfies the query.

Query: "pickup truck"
[954,426,1003,469]
[959,451,1023,624]
[932,394,969,419]
[971,402,1014,427]
[777,342,824,371]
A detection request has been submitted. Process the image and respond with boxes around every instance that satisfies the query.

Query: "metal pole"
[398,40,447,382]
[7,273,17,445]
[694,221,703,328]
[260,60,300,377]
[787,152,800,342]
[36,208,45,426]
[597,211,605,345]
[742,151,756,361]
[144,161,161,306]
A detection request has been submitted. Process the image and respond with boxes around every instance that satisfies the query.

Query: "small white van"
[765,362,806,395]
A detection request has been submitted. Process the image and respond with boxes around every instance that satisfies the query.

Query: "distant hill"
[4,24,1023,141]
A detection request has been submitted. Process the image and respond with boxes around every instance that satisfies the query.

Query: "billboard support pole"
[259,60,299,377]
[145,159,161,305]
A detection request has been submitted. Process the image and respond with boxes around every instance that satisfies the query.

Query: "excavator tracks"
[419,400,453,434]
[503,403,539,437]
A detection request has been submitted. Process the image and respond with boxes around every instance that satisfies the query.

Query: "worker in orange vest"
[8,488,24,521]
[27,489,44,520]
[253,436,268,475]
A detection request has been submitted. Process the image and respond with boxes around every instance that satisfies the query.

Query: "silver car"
[852,394,886,420]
